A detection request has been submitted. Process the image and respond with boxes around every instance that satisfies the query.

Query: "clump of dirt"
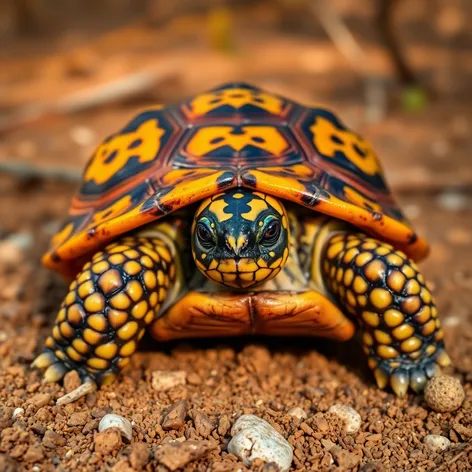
[0,178,471,471]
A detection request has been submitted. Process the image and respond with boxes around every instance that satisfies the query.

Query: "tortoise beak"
[225,235,248,255]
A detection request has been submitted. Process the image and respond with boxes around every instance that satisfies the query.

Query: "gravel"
[228,414,293,472]
[98,413,133,441]
[327,404,362,434]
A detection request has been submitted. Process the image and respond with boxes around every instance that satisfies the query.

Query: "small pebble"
[98,414,133,441]
[28,393,52,408]
[155,440,216,471]
[129,443,150,470]
[287,407,308,421]
[218,414,231,436]
[328,404,362,434]
[331,446,361,469]
[151,370,187,391]
[0,235,31,265]
[437,191,470,212]
[42,430,66,449]
[12,408,24,420]
[162,401,188,431]
[423,434,451,453]
[187,372,202,385]
[69,126,96,147]
[94,428,122,455]
[68,411,89,427]
[63,370,81,393]
[424,376,465,412]
[228,414,293,472]
[191,410,215,438]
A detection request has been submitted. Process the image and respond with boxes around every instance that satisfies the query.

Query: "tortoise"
[33,82,450,397]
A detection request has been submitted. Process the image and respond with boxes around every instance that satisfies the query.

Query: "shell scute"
[44,82,428,277]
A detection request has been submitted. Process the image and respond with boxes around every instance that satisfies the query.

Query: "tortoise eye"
[261,220,281,245]
[196,223,214,247]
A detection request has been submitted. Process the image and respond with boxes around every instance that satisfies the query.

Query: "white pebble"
[328,404,362,434]
[424,434,451,453]
[287,407,308,421]
[98,414,133,441]
[12,407,24,419]
[69,126,96,147]
[437,191,470,212]
[151,370,186,391]
[228,414,293,472]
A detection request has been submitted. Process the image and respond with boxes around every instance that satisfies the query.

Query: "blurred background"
[0,0,471,192]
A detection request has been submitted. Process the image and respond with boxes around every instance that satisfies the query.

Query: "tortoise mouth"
[196,256,286,289]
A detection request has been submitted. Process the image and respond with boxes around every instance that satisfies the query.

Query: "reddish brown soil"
[0,179,471,472]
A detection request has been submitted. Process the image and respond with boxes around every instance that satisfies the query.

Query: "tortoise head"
[192,189,290,289]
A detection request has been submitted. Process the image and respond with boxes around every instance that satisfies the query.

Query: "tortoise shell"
[44,82,428,278]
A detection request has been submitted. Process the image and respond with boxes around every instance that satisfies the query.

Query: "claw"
[44,363,68,383]
[374,368,388,389]
[409,370,427,393]
[100,372,117,386]
[435,350,451,367]
[31,351,56,370]
[425,363,441,379]
[390,372,409,397]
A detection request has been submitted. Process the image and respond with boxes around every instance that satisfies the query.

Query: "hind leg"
[32,233,178,386]
[321,231,450,396]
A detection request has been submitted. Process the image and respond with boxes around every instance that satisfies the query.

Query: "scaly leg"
[322,231,450,396]
[32,231,179,386]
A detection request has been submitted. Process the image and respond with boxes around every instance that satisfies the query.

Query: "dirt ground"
[0,1,471,471]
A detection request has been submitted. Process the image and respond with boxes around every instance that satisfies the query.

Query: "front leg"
[322,232,450,396]
[32,232,178,386]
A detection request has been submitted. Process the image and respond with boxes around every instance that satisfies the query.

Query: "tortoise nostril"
[225,235,237,253]
[225,235,248,255]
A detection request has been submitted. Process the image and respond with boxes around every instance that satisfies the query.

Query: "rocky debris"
[63,370,81,393]
[0,239,26,266]
[98,414,133,441]
[27,393,51,408]
[11,408,24,420]
[424,376,465,412]
[56,381,97,405]
[187,372,203,385]
[151,370,187,391]
[0,407,13,429]
[0,454,19,472]
[94,427,122,455]
[327,404,362,434]
[129,443,150,470]
[42,430,66,449]
[330,446,361,469]
[287,407,308,421]
[68,411,89,426]
[423,434,451,452]
[154,440,216,471]
[451,423,472,440]
[217,415,231,436]
[228,414,293,472]
[162,401,188,431]
[191,410,215,438]
[23,445,44,463]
